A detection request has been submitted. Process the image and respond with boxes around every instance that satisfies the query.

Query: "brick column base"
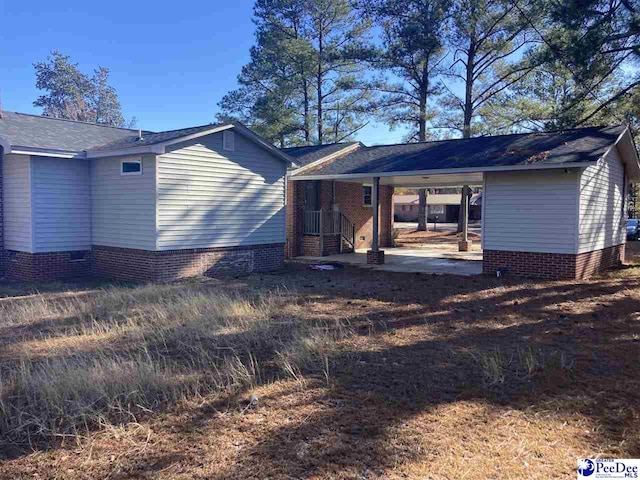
[367,250,385,265]
[458,240,472,252]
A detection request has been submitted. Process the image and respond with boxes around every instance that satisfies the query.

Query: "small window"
[6,250,17,263]
[121,159,142,175]
[69,251,86,262]
[363,186,372,207]
[223,130,235,151]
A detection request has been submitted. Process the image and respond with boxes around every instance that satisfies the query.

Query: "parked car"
[627,219,640,240]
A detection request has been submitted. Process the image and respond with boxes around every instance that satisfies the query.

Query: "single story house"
[394,193,482,223]
[285,125,640,279]
[0,111,290,282]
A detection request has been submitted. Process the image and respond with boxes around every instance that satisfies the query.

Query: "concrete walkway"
[297,246,483,276]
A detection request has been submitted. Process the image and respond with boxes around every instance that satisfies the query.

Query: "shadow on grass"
[1,249,640,477]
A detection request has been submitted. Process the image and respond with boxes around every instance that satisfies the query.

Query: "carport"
[289,125,640,279]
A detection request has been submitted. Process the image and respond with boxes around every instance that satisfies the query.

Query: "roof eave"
[290,142,363,175]
[232,123,293,165]
[9,146,85,159]
[614,126,640,182]
[290,161,598,181]
[86,123,294,166]
[86,144,165,158]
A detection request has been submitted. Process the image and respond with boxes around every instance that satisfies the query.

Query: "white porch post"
[459,184,472,252]
[367,177,385,264]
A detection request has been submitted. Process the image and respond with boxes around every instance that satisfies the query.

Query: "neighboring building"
[394,193,482,223]
[0,112,290,282]
[288,126,640,279]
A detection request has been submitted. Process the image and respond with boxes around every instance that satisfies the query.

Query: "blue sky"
[0,0,409,145]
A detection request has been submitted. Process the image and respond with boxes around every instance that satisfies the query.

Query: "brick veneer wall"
[5,251,91,281]
[286,179,394,257]
[483,244,625,280]
[334,181,393,250]
[301,234,340,257]
[92,243,285,282]
[575,243,625,279]
[286,179,305,258]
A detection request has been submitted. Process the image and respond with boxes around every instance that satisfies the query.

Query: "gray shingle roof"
[0,111,228,154]
[0,111,143,152]
[88,123,227,152]
[297,126,625,177]
[282,142,359,167]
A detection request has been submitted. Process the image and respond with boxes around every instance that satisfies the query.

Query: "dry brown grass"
[0,282,352,447]
[0,244,639,478]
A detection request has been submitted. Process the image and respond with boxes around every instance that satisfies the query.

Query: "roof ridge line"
[365,125,622,149]
[149,122,224,135]
[5,111,146,132]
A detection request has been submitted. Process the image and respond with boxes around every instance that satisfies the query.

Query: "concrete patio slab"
[296,247,483,276]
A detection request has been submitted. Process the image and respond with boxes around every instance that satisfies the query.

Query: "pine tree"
[33,51,131,127]
[218,0,377,146]
[365,0,452,142]
[441,0,539,138]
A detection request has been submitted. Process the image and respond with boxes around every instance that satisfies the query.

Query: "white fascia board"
[86,144,164,158]
[86,126,234,159]
[232,123,294,165]
[289,161,597,181]
[612,126,640,182]
[86,123,294,166]
[10,146,84,159]
[290,143,363,176]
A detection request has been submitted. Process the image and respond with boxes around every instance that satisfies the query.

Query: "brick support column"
[366,250,385,265]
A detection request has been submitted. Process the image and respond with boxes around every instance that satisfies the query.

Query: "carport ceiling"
[337,171,484,188]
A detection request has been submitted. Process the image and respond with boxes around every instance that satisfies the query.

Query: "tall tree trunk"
[316,27,324,144]
[418,189,427,231]
[418,60,429,143]
[302,77,311,144]
[459,42,475,232]
[462,41,476,140]
[416,64,429,231]
[418,90,427,143]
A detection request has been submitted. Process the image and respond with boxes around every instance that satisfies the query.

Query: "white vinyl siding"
[483,169,580,254]
[91,154,156,250]
[578,146,626,253]
[31,157,91,252]
[157,131,286,250]
[3,154,33,252]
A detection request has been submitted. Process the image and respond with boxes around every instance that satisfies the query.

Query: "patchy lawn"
[0,243,639,479]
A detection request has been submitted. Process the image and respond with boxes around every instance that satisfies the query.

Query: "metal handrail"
[303,209,355,249]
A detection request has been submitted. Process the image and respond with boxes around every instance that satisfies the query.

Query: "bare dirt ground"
[1,243,639,479]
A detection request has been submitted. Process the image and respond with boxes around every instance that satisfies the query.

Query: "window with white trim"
[223,130,235,151]
[363,185,372,207]
[121,158,142,175]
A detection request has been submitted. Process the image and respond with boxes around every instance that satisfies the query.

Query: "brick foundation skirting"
[92,243,285,282]
[5,250,91,282]
[483,244,625,280]
[3,244,284,282]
